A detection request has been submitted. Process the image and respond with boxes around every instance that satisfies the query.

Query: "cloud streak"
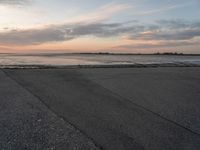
[0,3,133,45]
[128,20,200,41]
[116,41,200,50]
[0,0,30,5]
[0,19,200,49]
[134,2,195,16]
[0,23,128,45]
[70,3,131,23]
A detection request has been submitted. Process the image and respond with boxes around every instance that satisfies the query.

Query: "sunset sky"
[0,0,200,53]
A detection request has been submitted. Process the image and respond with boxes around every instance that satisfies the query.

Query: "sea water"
[0,53,200,67]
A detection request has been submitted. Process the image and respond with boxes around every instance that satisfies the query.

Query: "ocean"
[0,53,200,68]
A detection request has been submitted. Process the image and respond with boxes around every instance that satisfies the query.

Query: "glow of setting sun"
[0,0,200,53]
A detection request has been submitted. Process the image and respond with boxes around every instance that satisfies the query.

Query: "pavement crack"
[79,71,200,137]
[2,69,102,150]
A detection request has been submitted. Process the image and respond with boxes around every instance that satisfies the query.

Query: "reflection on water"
[0,53,200,67]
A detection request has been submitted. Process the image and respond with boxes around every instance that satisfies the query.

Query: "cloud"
[0,22,131,45]
[128,20,200,41]
[129,29,200,41]
[0,2,132,45]
[0,27,72,45]
[156,20,189,29]
[134,2,194,16]
[116,41,200,50]
[137,5,181,16]
[0,19,200,47]
[71,3,131,23]
[0,0,30,5]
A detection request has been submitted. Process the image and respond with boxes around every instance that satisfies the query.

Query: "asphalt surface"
[1,67,200,150]
[0,70,99,150]
[79,67,200,134]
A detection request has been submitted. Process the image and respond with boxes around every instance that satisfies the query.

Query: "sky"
[0,0,200,53]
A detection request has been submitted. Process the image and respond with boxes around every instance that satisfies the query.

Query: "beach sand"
[0,67,200,150]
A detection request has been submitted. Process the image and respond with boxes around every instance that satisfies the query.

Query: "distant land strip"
[0,52,200,56]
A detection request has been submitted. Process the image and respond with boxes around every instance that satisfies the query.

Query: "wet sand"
[0,67,200,150]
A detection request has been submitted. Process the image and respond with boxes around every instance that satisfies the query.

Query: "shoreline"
[1,62,200,69]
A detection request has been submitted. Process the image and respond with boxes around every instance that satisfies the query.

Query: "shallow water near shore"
[0,53,200,68]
